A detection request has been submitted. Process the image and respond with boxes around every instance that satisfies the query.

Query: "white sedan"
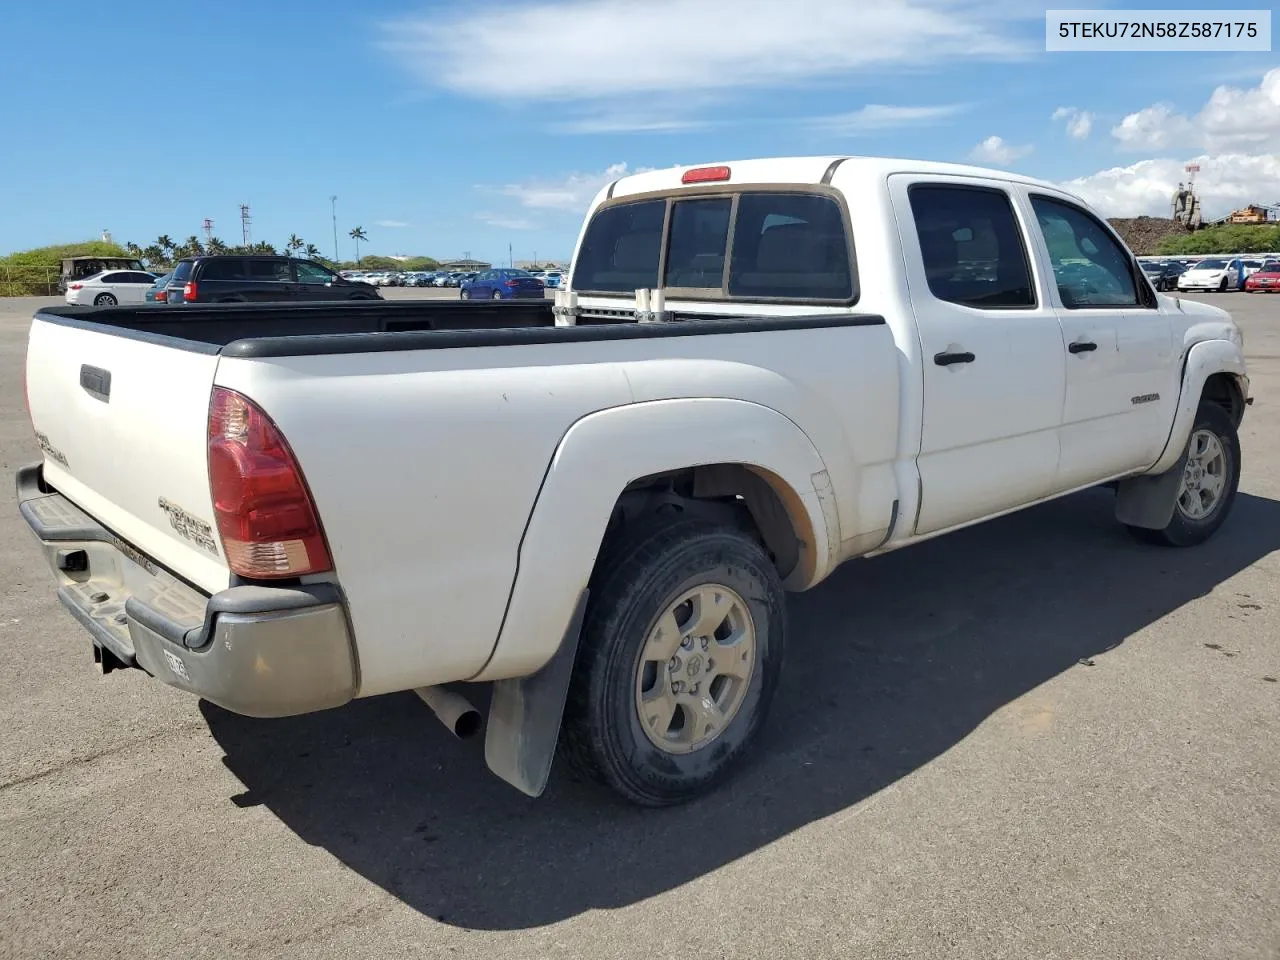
[65,269,160,306]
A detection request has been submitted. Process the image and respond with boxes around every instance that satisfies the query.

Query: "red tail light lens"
[207,387,332,578]
[681,165,731,184]
[505,279,519,287]
[69,283,82,290]
[183,281,197,302]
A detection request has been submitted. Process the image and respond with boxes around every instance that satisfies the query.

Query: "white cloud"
[485,162,654,213]
[967,135,1034,166]
[1051,106,1093,139]
[1060,153,1280,219]
[375,219,410,228]
[1112,68,1280,152]
[807,103,969,135]
[476,212,538,231]
[380,0,1031,103]
[551,114,708,135]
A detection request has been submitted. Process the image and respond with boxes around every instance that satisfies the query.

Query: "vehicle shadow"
[202,488,1280,931]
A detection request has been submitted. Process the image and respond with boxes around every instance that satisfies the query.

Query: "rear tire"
[1126,401,1240,547]
[93,293,117,306]
[491,289,502,300]
[560,518,787,806]
[460,288,471,300]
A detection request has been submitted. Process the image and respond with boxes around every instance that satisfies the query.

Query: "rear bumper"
[15,462,358,718]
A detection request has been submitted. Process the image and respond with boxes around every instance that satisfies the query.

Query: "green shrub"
[0,240,130,296]
[1156,224,1280,255]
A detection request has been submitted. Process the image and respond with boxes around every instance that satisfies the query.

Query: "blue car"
[460,268,546,300]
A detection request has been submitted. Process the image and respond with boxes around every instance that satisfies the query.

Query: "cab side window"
[908,184,1035,308]
[1030,196,1139,308]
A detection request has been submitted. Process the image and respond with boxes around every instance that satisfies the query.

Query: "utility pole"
[509,242,513,268]
[330,195,339,262]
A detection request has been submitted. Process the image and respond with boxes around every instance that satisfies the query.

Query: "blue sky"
[1,0,1276,263]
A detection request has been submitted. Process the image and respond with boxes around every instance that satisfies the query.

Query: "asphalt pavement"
[1,291,1277,960]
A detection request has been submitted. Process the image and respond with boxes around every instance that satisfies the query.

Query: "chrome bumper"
[15,462,358,718]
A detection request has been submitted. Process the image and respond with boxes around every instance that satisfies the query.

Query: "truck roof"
[606,155,1081,204]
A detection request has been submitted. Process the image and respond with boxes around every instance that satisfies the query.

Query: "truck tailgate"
[26,318,230,593]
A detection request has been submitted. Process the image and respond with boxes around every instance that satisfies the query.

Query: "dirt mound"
[1107,216,1192,255]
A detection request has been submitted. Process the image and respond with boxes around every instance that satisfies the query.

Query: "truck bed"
[39,299,559,349]
[37,300,883,358]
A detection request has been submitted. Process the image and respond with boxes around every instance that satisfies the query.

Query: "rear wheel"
[460,288,471,300]
[560,518,787,806]
[1126,402,1240,547]
[491,289,502,300]
[93,293,117,306]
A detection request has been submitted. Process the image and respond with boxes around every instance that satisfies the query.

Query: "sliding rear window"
[572,189,856,303]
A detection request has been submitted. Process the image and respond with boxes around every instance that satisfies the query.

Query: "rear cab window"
[907,184,1036,309]
[571,189,855,303]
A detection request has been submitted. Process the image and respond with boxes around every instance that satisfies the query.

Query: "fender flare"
[471,397,839,683]
[1146,339,1247,477]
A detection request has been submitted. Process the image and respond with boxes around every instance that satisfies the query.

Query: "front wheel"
[560,519,787,806]
[1218,277,1228,292]
[460,288,471,300]
[1126,402,1241,547]
[93,293,117,306]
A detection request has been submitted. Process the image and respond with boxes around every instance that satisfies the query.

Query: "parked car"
[18,155,1250,807]
[1176,258,1245,292]
[164,256,382,303]
[460,268,546,299]
[1140,260,1184,291]
[64,269,159,306]
[539,271,564,288]
[58,256,148,294]
[1244,260,1280,292]
[144,272,173,303]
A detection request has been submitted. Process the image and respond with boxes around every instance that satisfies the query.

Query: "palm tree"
[349,226,368,263]
[304,243,321,260]
[286,234,304,258]
[125,241,143,259]
[179,235,204,258]
[156,235,175,259]
[142,245,165,269]
[206,237,229,255]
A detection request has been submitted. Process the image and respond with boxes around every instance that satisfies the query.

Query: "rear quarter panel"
[215,321,900,694]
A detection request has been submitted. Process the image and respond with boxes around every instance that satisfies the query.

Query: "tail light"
[183,281,198,302]
[69,283,82,290]
[505,279,519,287]
[22,342,32,429]
[207,387,332,578]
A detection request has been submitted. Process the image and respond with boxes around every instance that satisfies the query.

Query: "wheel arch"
[470,398,840,683]
[1147,339,1248,477]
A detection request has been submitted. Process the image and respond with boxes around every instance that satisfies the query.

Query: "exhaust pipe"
[415,685,482,739]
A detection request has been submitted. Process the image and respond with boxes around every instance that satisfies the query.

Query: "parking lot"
[1,291,1277,959]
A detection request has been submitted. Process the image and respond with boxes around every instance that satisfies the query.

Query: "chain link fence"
[1,265,60,297]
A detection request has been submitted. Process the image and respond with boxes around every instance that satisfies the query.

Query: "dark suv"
[165,256,381,304]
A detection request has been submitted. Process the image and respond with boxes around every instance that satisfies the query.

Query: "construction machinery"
[1171,164,1203,229]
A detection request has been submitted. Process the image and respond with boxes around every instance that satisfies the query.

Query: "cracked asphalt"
[1,290,1278,960]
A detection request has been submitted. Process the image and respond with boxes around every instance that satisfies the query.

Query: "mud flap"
[1114,448,1189,530]
[484,589,588,798]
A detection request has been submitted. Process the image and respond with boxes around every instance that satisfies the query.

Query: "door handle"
[934,351,975,367]
[1068,340,1098,354]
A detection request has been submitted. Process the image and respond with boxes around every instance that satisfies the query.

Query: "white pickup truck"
[18,156,1249,806]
